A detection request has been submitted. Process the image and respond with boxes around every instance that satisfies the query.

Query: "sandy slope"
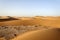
[0,16,60,27]
[0,16,60,40]
[12,28,60,40]
[40,19,60,28]
[0,16,9,19]
[0,18,41,26]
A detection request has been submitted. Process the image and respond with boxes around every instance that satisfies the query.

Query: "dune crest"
[0,16,60,28]
[12,28,60,40]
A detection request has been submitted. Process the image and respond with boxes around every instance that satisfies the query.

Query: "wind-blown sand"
[0,16,60,40]
[0,25,49,40]
[0,16,60,27]
[12,28,60,40]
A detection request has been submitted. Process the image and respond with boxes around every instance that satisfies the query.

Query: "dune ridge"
[0,16,60,28]
[12,28,60,40]
[0,16,60,40]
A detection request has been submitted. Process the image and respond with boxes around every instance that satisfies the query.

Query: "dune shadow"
[0,16,19,22]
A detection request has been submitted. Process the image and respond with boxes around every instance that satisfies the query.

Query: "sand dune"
[0,18,41,26]
[0,25,49,40]
[12,28,60,40]
[0,16,9,19]
[0,16,60,27]
[0,16,60,40]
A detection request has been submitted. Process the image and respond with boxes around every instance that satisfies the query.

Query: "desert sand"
[12,28,60,40]
[0,16,60,40]
[0,16,60,27]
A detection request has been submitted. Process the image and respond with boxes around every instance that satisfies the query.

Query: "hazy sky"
[0,0,60,16]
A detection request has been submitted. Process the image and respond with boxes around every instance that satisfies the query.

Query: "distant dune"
[0,16,60,27]
[0,16,18,22]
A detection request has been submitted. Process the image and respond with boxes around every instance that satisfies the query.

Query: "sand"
[0,16,60,40]
[0,16,60,27]
[12,28,60,40]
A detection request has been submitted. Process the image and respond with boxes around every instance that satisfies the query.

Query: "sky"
[0,0,60,16]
